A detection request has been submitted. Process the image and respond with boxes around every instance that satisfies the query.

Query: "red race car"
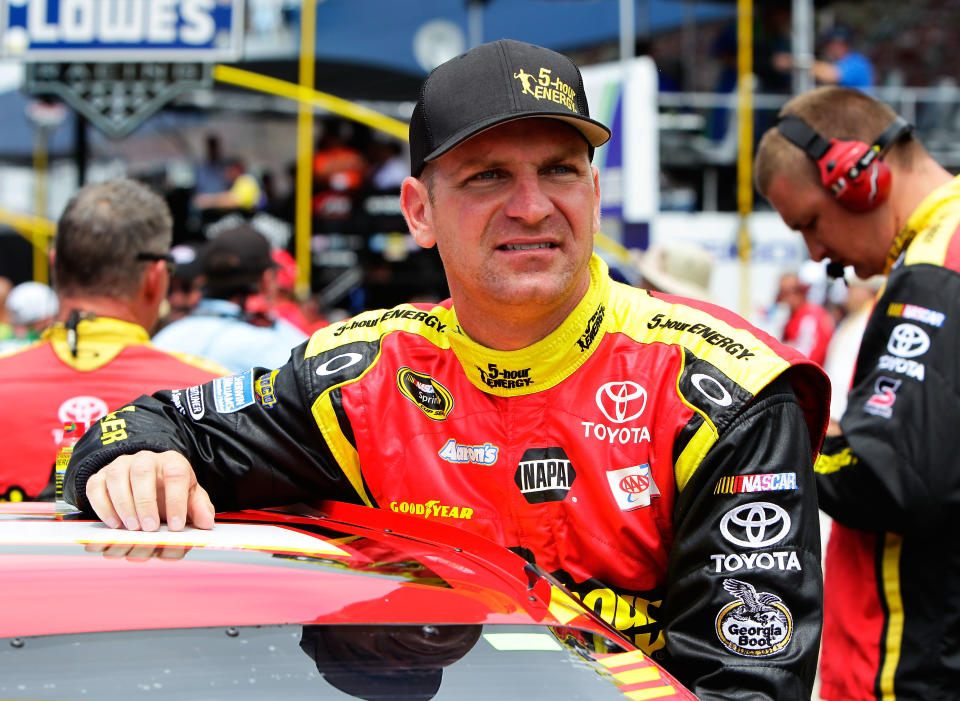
[0,500,695,700]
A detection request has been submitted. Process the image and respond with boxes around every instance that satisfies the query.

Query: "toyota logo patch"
[595,381,647,423]
[886,323,930,358]
[719,502,791,548]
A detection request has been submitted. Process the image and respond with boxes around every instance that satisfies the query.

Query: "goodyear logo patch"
[390,500,474,520]
[397,367,454,420]
[512,66,578,112]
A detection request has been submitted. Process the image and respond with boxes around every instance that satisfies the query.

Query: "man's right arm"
[65,353,365,530]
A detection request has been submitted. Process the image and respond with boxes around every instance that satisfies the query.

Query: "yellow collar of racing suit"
[885,173,960,273]
[447,253,611,397]
[43,316,152,371]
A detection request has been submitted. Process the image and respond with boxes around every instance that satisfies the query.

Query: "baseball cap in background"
[201,223,277,294]
[5,281,58,326]
[409,39,611,177]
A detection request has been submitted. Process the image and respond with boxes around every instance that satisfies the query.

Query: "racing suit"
[0,316,225,501]
[816,175,960,700]
[66,255,829,699]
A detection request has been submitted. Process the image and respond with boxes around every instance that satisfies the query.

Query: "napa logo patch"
[715,579,793,657]
[514,447,576,504]
[397,367,454,420]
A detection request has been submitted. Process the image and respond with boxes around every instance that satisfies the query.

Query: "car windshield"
[2,623,633,700]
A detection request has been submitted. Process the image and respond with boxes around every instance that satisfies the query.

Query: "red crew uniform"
[782,301,835,366]
[0,316,225,500]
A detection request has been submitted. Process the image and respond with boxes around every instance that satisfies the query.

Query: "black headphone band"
[776,115,831,160]
[872,115,914,156]
[777,113,915,161]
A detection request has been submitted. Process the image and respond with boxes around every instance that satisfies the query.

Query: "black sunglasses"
[136,251,176,274]
[136,252,176,264]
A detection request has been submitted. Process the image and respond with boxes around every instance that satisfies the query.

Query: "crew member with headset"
[755,85,960,700]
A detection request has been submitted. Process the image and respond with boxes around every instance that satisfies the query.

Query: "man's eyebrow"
[451,146,586,175]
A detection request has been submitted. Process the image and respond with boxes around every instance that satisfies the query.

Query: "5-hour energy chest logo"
[647,314,756,360]
[476,363,533,389]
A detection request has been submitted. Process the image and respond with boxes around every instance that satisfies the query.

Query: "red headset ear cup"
[817,139,892,212]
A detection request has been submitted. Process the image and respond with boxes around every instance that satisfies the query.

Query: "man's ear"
[142,260,169,306]
[591,165,601,234]
[400,176,435,249]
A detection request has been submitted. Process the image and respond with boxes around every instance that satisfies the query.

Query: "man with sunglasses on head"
[0,178,226,503]
[64,42,830,699]
[755,85,959,700]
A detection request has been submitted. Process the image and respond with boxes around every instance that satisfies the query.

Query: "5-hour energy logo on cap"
[513,66,578,112]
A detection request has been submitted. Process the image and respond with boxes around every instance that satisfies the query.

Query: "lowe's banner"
[1,0,244,61]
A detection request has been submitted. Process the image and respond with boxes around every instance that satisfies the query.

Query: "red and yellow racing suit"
[66,255,828,699]
[0,316,225,500]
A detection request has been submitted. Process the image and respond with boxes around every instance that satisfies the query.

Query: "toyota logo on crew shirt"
[596,381,647,423]
[58,396,109,430]
[720,502,791,548]
[887,323,930,358]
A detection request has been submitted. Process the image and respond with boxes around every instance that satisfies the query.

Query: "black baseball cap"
[200,222,278,296]
[409,39,612,177]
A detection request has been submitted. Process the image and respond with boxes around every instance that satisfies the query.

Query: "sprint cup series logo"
[397,367,454,420]
[715,579,793,657]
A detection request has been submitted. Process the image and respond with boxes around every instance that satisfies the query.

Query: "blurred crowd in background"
[2,0,957,418]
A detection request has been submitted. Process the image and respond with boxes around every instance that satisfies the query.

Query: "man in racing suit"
[65,40,829,699]
[0,179,225,501]
[755,86,960,699]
